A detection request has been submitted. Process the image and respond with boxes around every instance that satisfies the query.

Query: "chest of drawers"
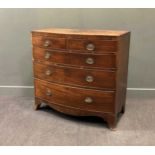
[31,28,130,129]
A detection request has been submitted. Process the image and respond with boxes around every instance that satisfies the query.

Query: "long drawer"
[33,47,116,69]
[35,79,115,113]
[34,62,116,90]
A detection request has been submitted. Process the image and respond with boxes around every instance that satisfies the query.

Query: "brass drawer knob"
[86,57,94,65]
[84,97,93,104]
[86,75,94,83]
[44,52,51,59]
[45,70,52,76]
[86,43,95,51]
[44,40,51,47]
[46,89,52,96]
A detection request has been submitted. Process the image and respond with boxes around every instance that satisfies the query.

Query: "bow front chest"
[31,28,130,129]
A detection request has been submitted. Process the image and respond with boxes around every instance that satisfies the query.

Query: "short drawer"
[35,79,115,113]
[32,36,66,49]
[34,63,116,90]
[33,47,116,69]
[68,39,117,53]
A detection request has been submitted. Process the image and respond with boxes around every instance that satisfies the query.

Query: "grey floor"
[0,95,155,146]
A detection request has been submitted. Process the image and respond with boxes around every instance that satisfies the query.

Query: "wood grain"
[35,79,115,113]
[32,28,129,36]
[68,39,117,52]
[32,36,66,49]
[33,47,117,69]
[115,32,130,114]
[33,62,116,90]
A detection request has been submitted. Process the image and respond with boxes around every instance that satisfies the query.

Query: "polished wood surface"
[115,33,130,114]
[35,79,115,113]
[33,47,116,69]
[32,28,130,129]
[68,39,117,52]
[34,62,116,90]
[32,28,129,36]
[32,36,66,49]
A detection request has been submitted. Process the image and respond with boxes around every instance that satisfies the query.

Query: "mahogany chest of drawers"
[31,28,130,129]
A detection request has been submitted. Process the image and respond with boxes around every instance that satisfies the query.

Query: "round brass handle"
[44,52,51,59]
[44,40,51,47]
[45,70,52,76]
[86,57,94,65]
[86,75,94,83]
[84,97,93,104]
[86,43,95,51]
[46,89,52,96]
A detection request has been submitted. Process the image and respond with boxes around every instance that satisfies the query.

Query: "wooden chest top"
[32,28,129,36]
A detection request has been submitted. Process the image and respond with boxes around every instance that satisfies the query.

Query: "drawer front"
[32,36,66,49]
[68,39,117,53]
[35,79,115,113]
[33,47,116,69]
[34,63,116,89]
